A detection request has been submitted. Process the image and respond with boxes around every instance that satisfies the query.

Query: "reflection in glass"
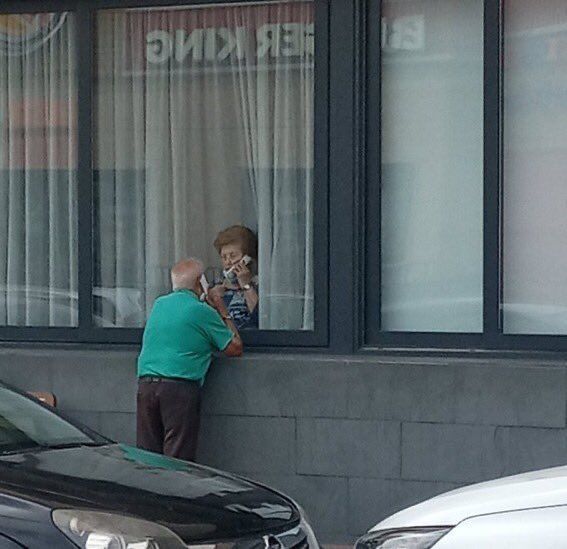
[380,0,483,332]
[0,13,77,326]
[94,2,314,330]
[0,386,95,452]
[503,1,567,334]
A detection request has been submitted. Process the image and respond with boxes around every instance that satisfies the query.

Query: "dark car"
[0,382,318,549]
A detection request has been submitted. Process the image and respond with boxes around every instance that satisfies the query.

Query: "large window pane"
[94,1,314,330]
[503,1,567,334]
[0,13,77,327]
[380,0,483,332]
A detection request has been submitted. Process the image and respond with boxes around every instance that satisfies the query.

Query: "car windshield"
[0,386,104,454]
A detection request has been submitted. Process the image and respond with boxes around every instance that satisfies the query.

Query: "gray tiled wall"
[0,347,566,543]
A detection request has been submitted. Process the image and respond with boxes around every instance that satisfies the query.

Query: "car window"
[0,386,99,453]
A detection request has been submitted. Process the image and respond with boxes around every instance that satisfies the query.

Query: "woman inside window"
[210,225,259,330]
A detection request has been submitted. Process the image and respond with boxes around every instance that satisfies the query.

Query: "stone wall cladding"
[0,348,566,543]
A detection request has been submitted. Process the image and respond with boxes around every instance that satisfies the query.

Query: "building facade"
[2,0,567,543]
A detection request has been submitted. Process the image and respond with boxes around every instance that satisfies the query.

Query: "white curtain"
[0,13,77,327]
[95,1,314,330]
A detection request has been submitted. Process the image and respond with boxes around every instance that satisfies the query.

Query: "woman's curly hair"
[213,225,258,259]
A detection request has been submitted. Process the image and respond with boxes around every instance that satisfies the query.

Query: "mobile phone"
[199,274,209,301]
[223,255,252,282]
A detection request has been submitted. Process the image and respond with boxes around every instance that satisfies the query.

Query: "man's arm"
[207,289,243,357]
[221,316,243,357]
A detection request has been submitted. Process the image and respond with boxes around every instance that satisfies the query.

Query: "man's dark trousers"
[136,377,201,461]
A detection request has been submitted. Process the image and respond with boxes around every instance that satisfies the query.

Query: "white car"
[356,465,567,548]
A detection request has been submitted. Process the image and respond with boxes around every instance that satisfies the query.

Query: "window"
[376,0,484,333]
[0,13,77,327]
[503,1,567,335]
[93,1,315,331]
[0,1,326,345]
[366,0,567,351]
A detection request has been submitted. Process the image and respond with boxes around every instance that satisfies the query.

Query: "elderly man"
[136,258,242,461]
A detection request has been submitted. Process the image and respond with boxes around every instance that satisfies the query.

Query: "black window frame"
[363,0,567,353]
[0,0,329,348]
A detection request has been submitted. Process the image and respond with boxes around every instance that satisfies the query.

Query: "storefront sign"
[0,12,67,56]
[146,23,314,64]
[381,15,425,51]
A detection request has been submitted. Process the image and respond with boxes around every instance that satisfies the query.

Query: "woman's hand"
[233,261,258,313]
[233,261,252,287]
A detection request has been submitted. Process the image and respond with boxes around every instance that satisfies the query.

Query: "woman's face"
[220,243,244,270]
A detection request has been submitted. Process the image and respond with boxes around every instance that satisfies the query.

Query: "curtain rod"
[124,0,309,13]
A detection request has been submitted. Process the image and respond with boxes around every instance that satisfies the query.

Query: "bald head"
[171,258,204,292]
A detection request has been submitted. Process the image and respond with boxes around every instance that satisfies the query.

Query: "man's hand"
[206,286,228,315]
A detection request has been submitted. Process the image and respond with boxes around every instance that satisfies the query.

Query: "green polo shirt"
[137,289,233,384]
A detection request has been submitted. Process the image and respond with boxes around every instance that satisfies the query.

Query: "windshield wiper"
[37,441,109,450]
[0,441,109,456]
[0,447,39,456]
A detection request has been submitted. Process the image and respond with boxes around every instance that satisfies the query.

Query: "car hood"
[0,443,298,543]
[373,465,567,531]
